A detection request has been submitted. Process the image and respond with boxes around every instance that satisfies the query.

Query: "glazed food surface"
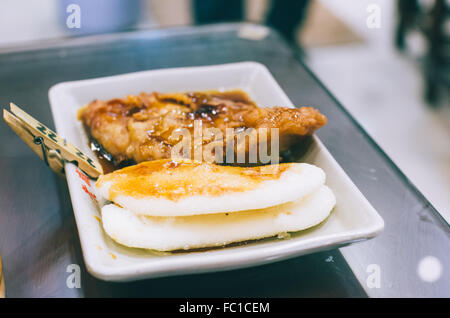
[78,90,327,170]
[96,159,290,201]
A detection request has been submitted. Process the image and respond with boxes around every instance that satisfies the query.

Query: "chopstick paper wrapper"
[3,103,103,179]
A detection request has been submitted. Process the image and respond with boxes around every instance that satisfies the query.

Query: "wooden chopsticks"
[0,255,4,298]
[3,103,103,179]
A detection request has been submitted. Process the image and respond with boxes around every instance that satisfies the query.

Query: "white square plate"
[48,62,384,281]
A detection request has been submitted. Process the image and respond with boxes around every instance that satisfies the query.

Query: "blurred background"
[0,0,449,221]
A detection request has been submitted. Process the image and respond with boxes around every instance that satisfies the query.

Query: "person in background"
[193,0,311,45]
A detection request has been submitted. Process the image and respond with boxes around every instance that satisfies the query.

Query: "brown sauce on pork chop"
[78,90,327,172]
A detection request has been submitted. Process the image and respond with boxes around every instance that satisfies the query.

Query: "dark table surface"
[0,23,448,298]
